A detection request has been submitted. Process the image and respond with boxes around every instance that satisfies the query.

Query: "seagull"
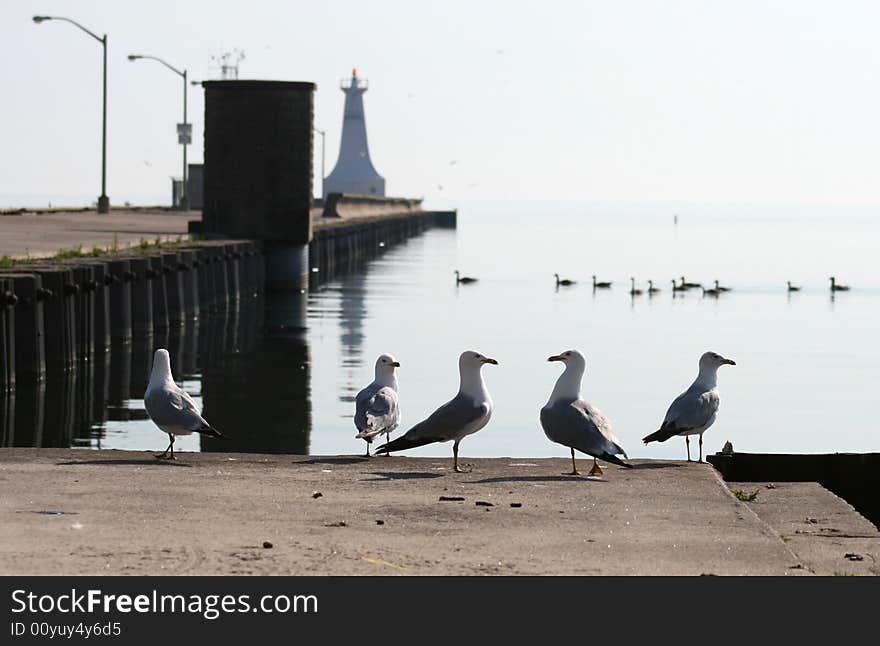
[647,280,661,294]
[454,270,477,284]
[374,351,498,472]
[786,281,801,292]
[555,273,575,287]
[642,351,736,462]
[714,279,732,292]
[540,350,631,477]
[629,277,643,296]
[829,276,850,291]
[144,348,223,460]
[354,354,401,457]
[592,275,612,289]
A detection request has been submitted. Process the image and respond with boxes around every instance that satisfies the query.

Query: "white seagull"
[540,350,631,476]
[643,351,736,462]
[354,354,401,457]
[144,348,223,460]
[374,350,497,472]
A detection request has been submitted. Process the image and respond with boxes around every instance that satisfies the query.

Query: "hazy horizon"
[3,1,880,208]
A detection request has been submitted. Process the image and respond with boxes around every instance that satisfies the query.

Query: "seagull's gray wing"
[355,386,400,439]
[643,386,719,443]
[144,384,208,433]
[541,399,627,459]
[375,393,489,453]
[663,387,719,431]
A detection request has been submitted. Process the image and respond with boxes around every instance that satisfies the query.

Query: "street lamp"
[33,15,110,213]
[314,128,325,200]
[128,54,189,211]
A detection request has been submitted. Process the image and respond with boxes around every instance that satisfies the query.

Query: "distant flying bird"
[375,351,498,473]
[555,273,575,287]
[540,350,631,476]
[786,281,801,292]
[643,351,736,462]
[829,276,850,291]
[354,354,401,457]
[629,277,643,296]
[592,275,612,289]
[144,349,223,460]
[449,160,458,166]
[454,270,477,285]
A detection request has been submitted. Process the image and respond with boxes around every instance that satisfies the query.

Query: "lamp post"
[33,15,110,213]
[128,54,189,211]
[314,128,325,200]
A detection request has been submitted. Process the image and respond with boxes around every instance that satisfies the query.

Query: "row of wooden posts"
[0,240,265,389]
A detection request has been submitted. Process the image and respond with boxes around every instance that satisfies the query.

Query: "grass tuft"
[732,488,760,502]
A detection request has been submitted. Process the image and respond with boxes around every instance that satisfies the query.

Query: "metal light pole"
[314,128,325,200]
[128,54,189,210]
[33,15,110,213]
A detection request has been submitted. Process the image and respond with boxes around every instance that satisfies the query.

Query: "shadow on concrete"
[298,457,368,466]
[471,475,608,484]
[630,462,685,470]
[56,459,192,468]
[365,471,445,481]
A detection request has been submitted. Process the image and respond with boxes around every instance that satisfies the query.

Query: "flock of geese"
[455,270,852,296]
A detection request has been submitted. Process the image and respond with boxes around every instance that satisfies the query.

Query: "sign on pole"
[177,123,192,145]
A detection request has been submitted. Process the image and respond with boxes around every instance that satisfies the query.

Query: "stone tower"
[323,69,385,197]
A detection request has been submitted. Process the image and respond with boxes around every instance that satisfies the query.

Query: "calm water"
[2,202,878,459]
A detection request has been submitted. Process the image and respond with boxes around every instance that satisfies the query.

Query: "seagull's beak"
[547,355,564,362]
[723,358,736,366]
[482,357,499,365]
[391,361,401,368]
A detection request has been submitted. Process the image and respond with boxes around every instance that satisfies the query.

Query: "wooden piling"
[1,277,14,391]
[125,256,153,336]
[0,273,46,382]
[178,250,199,319]
[161,251,186,325]
[105,258,133,344]
[147,255,169,331]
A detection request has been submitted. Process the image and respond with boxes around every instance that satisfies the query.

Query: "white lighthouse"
[323,68,386,198]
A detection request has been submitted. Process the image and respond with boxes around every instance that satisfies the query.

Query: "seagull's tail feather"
[197,424,225,439]
[374,434,435,455]
[642,425,678,444]
[601,452,633,469]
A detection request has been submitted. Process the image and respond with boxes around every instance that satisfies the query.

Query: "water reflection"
[0,292,307,452]
[337,262,368,406]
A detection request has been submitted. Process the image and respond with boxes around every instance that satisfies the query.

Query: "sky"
[2,0,880,207]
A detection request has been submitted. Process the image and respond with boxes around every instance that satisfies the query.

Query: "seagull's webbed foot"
[454,464,473,474]
[588,458,603,477]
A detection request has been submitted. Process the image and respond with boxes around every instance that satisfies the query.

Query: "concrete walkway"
[0,209,197,259]
[1,449,875,575]
[0,206,378,259]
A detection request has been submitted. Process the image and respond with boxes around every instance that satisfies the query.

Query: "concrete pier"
[0,450,876,575]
